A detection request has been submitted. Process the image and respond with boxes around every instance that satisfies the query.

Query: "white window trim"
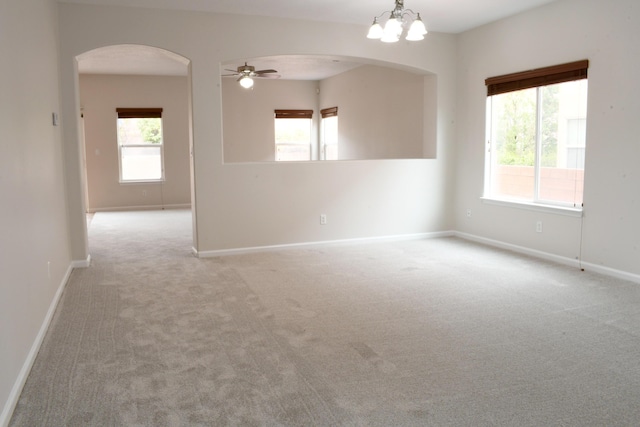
[117,113,165,184]
[481,196,583,217]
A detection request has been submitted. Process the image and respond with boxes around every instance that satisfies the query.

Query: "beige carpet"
[10,209,640,426]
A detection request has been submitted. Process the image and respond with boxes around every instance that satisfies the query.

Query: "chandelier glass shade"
[367,0,428,43]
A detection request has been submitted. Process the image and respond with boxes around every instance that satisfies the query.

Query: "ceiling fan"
[222,62,280,88]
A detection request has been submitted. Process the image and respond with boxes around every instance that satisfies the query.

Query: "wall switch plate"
[52,112,59,126]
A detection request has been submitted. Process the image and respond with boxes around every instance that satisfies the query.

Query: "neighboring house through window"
[484,60,588,208]
[116,108,164,182]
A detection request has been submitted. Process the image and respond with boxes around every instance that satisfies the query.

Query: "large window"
[116,108,164,182]
[274,109,312,161]
[321,107,338,160]
[485,61,588,208]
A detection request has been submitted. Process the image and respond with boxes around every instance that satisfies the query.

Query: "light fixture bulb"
[381,32,400,43]
[405,31,424,41]
[239,76,254,89]
[367,18,384,39]
[381,18,401,42]
[408,15,427,36]
[384,17,403,37]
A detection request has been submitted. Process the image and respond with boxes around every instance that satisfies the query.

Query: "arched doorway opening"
[75,44,197,257]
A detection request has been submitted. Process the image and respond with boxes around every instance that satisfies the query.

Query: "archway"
[75,44,197,256]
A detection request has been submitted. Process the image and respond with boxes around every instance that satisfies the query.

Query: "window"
[485,60,588,208]
[274,109,312,161]
[116,108,164,182]
[321,107,338,160]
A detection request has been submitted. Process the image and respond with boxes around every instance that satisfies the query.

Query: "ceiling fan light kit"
[367,0,428,43]
[239,75,254,88]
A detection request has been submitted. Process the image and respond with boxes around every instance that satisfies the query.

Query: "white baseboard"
[454,231,640,284]
[454,231,581,268]
[88,203,190,213]
[0,263,74,427]
[578,260,640,284]
[194,231,454,258]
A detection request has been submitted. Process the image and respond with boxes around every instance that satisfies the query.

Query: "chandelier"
[367,0,428,43]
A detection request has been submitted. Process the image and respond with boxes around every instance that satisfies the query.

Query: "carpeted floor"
[10,209,640,426]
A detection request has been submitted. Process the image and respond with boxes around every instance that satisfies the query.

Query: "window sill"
[119,179,165,185]
[481,197,583,217]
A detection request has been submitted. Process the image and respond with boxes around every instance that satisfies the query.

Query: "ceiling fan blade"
[257,73,281,79]
[254,69,278,75]
[221,73,240,77]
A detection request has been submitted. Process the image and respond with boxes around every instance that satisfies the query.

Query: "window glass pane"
[117,118,163,145]
[121,146,162,180]
[322,116,338,160]
[489,87,537,200]
[275,118,311,161]
[276,144,311,161]
[538,80,587,205]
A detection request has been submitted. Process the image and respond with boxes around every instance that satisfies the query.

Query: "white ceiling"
[62,0,557,34]
[71,0,558,78]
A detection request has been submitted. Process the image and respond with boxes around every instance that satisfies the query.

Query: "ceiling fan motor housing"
[238,63,255,74]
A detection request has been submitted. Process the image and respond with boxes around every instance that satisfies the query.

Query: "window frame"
[116,108,165,183]
[483,60,588,213]
[320,106,338,160]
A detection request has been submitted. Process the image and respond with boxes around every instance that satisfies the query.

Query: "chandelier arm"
[401,9,420,18]
[372,10,392,21]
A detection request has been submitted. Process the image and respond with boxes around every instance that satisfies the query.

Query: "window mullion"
[534,87,543,203]
[485,97,493,197]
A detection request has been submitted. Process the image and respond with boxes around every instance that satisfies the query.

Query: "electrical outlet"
[536,221,543,233]
[320,214,327,225]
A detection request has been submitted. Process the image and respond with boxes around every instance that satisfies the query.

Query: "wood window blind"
[485,60,588,96]
[116,108,163,118]
[274,109,313,119]
[320,107,338,118]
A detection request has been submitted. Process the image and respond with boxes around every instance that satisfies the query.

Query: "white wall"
[454,0,640,277]
[80,74,191,211]
[319,65,431,160]
[58,4,458,256]
[0,0,73,422]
